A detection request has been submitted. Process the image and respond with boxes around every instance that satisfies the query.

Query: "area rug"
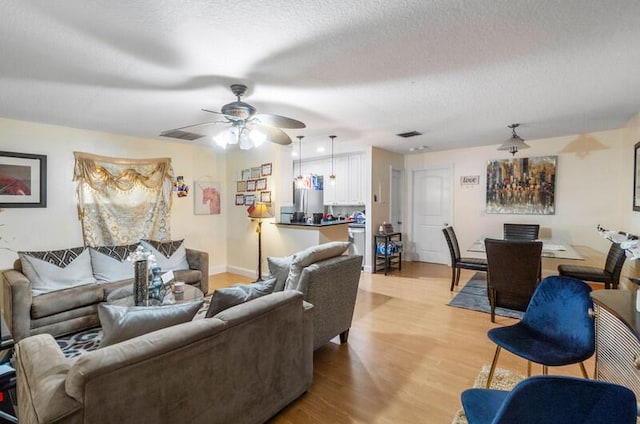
[56,294,212,358]
[447,272,524,319]
[451,365,525,424]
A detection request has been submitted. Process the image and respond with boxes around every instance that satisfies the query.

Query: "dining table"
[467,238,584,261]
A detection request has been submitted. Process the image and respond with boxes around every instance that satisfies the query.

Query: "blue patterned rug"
[56,294,212,358]
[447,272,524,319]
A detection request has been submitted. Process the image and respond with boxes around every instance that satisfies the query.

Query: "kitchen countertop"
[275,221,350,228]
[348,223,366,228]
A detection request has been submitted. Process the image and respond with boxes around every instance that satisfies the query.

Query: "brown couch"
[15,290,313,424]
[2,248,208,342]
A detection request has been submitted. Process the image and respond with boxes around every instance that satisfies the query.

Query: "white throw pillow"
[205,278,277,318]
[98,300,203,347]
[19,247,97,296]
[90,244,140,283]
[140,239,190,271]
[284,242,350,290]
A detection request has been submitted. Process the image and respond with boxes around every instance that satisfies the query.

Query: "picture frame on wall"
[260,191,271,203]
[486,155,557,215]
[634,142,640,211]
[261,162,272,176]
[235,194,245,205]
[256,178,267,191]
[247,179,256,191]
[236,180,247,192]
[250,167,261,179]
[241,169,251,180]
[194,181,221,215]
[0,151,47,208]
[244,194,256,206]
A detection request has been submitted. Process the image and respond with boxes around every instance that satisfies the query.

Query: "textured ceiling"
[2,0,640,156]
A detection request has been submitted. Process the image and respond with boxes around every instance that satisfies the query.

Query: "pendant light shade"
[329,135,336,186]
[498,123,530,156]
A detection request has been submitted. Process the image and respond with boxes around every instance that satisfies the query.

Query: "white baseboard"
[223,265,258,280]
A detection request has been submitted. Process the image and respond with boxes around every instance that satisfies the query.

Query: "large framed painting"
[0,151,47,208]
[486,155,557,215]
[634,142,640,211]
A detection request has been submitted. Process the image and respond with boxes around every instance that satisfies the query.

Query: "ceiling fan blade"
[253,124,293,145]
[201,108,243,122]
[254,113,306,129]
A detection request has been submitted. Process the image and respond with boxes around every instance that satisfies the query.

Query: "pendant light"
[295,135,305,188]
[498,123,530,156]
[329,135,336,185]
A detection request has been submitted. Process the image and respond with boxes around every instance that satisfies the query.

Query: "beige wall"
[0,117,227,274]
[404,127,629,260]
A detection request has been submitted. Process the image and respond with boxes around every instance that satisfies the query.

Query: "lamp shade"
[248,202,273,219]
[498,123,530,155]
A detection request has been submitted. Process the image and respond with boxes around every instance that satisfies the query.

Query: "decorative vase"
[149,266,164,302]
[134,259,149,306]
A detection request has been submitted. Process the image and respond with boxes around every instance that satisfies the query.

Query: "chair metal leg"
[527,361,532,377]
[579,362,589,378]
[542,365,548,375]
[486,346,502,388]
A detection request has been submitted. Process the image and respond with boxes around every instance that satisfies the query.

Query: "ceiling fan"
[160,84,306,150]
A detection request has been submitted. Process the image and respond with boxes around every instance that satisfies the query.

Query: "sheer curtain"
[73,152,174,247]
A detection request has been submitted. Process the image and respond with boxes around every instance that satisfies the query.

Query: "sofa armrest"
[15,334,82,423]
[186,248,209,294]
[2,269,33,342]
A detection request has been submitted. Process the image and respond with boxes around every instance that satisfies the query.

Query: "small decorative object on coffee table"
[127,245,155,306]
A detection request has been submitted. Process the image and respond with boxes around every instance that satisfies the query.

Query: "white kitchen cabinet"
[348,154,365,205]
[299,152,366,205]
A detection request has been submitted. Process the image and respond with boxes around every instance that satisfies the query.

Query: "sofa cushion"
[98,300,203,347]
[31,283,105,319]
[267,255,295,292]
[284,242,350,290]
[140,239,189,271]
[172,269,201,285]
[205,278,277,318]
[19,247,97,296]
[90,244,140,283]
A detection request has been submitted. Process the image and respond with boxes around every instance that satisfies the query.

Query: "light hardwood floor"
[210,255,601,424]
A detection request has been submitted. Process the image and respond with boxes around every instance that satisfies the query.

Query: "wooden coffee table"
[107,284,204,307]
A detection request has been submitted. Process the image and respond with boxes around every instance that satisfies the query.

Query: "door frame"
[389,167,403,236]
[408,163,454,263]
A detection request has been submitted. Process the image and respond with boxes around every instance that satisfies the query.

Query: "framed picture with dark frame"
[246,179,256,191]
[236,180,247,192]
[261,162,272,176]
[260,191,271,203]
[634,142,640,211]
[235,194,245,205]
[256,178,267,191]
[0,151,47,208]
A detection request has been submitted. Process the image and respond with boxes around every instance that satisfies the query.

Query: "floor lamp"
[248,203,273,281]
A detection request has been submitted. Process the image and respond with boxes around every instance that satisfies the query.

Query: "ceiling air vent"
[159,130,204,141]
[396,130,422,138]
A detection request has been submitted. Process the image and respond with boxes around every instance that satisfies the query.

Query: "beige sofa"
[15,290,313,424]
[3,248,208,342]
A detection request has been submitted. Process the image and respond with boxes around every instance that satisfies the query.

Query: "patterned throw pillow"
[140,239,190,271]
[205,278,277,318]
[90,244,140,283]
[19,247,97,296]
[98,300,203,347]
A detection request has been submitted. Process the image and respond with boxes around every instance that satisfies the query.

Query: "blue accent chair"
[461,375,637,424]
[485,275,595,387]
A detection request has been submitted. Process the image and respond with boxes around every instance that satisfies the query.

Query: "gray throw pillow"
[98,300,203,347]
[284,241,350,290]
[19,247,97,296]
[140,239,190,271]
[205,278,277,318]
[266,255,295,292]
[90,244,140,283]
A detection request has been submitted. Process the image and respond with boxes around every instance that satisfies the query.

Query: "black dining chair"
[503,223,540,240]
[442,226,488,291]
[558,242,627,289]
[484,238,543,322]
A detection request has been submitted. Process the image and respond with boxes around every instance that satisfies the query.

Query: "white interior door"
[411,165,453,264]
[391,168,403,234]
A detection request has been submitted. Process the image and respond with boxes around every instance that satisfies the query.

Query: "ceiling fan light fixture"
[498,123,530,156]
[249,128,267,147]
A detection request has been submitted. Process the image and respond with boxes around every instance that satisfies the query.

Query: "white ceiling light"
[213,125,267,150]
[498,123,530,156]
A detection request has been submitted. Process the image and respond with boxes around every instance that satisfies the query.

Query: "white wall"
[0,118,227,274]
[404,127,629,258]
